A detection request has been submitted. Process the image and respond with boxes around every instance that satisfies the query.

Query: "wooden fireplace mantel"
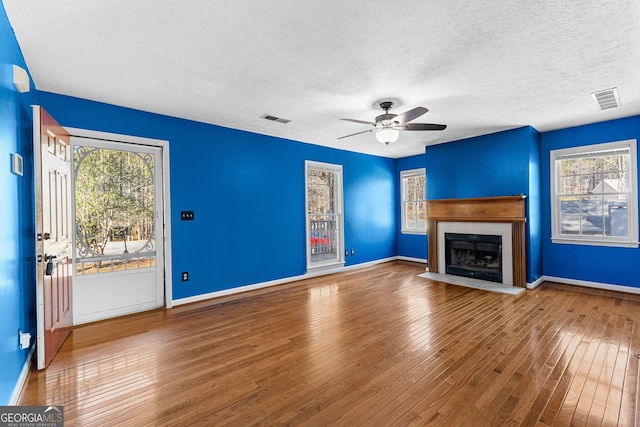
[427,195,527,287]
[427,195,526,222]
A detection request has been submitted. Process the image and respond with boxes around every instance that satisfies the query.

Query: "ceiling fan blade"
[402,123,447,131]
[393,106,428,124]
[337,129,373,139]
[340,118,376,126]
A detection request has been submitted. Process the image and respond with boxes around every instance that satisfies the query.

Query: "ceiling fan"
[338,101,446,145]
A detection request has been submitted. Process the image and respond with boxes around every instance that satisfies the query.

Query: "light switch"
[181,211,194,221]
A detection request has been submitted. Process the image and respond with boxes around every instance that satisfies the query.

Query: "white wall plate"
[12,153,23,176]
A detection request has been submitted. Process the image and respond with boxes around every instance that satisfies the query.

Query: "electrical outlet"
[19,330,31,350]
[182,272,189,281]
[181,211,194,221]
[351,249,355,255]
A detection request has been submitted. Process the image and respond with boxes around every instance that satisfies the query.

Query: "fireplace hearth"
[445,233,502,283]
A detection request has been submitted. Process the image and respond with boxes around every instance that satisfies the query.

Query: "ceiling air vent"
[591,88,620,110]
[260,114,290,124]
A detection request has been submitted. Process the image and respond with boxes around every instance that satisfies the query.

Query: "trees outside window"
[305,161,344,269]
[74,146,156,274]
[551,139,638,247]
[401,169,427,234]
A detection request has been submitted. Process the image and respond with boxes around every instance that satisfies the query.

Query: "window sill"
[307,260,345,272]
[401,229,427,236]
[551,237,639,248]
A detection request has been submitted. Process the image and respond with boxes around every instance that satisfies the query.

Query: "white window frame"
[401,168,427,235]
[550,139,638,248]
[305,160,345,271]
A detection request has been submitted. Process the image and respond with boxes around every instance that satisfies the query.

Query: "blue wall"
[35,91,397,300]
[395,153,427,261]
[0,5,37,405]
[541,116,640,287]
[425,127,543,283]
[4,0,640,405]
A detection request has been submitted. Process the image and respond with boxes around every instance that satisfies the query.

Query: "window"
[74,144,158,274]
[305,161,344,270]
[551,139,638,247]
[401,168,427,234]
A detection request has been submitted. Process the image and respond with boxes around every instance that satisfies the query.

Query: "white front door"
[71,137,165,324]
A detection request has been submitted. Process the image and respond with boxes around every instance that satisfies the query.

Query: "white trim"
[9,345,35,405]
[163,143,173,307]
[306,261,345,274]
[64,127,173,308]
[550,139,638,248]
[397,256,427,264]
[400,168,427,234]
[550,237,639,248]
[170,263,640,311]
[305,160,345,271]
[32,106,45,370]
[526,276,545,289]
[542,275,640,295]
[342,256,397,270]
[172,257,397,306]
[66,127,164,146]
[402,230,427,235]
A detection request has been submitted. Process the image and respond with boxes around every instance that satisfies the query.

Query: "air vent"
[591,88,621,110]
[260,114,290,124]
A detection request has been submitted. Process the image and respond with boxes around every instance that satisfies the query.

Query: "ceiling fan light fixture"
[375,128,400,144]
[338,102,445,143]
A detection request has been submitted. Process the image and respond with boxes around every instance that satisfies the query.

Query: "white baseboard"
[397,256,427,264]
[9,345,35,405]
[527,276,545,290]
[172,257,398,306]
[342,257,397,271]
[542,275,640,295]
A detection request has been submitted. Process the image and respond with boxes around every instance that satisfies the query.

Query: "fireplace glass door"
[445,233,502,283]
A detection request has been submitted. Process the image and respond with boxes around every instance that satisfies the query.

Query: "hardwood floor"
[19,261,640,426]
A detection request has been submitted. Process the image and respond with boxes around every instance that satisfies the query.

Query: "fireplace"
[445,233,502,283]
[427,196,527,288]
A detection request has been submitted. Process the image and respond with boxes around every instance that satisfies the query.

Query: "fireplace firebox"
[445,233,502,283]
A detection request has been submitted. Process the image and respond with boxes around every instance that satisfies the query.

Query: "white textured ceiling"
[4,1,640,158]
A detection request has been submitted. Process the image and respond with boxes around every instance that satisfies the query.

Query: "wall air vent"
[591,88,620,110]
[260,114,291,124]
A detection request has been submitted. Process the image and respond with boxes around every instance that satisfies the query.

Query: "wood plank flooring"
[19,261,640,426]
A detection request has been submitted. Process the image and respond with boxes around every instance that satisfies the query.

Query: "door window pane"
[74,146,156,275]
[306,162,343,268]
